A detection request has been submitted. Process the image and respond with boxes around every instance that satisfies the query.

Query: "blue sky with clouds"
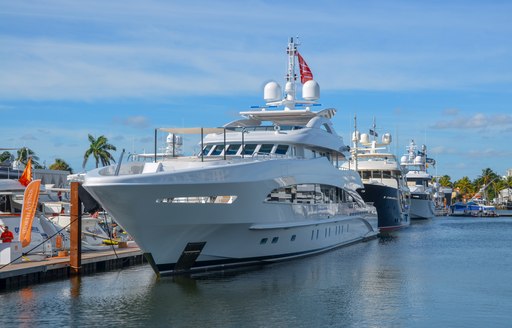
[1,0,511,180]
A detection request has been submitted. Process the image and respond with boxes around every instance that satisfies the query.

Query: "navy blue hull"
[358,184,409,231]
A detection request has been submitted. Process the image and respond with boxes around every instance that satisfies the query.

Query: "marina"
[1,2,512,327]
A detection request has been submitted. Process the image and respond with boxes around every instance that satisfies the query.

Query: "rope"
[0,212,122,269]
[0,216,74,270]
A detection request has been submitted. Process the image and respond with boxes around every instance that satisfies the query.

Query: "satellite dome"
[382,133,392,145]
[263,81,282,102]
[302,80,320,101]
[360,133,369,145]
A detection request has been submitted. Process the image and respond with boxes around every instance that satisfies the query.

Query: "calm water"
[1,215,512,327]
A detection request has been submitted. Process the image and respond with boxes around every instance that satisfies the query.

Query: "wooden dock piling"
[70,181,82,275]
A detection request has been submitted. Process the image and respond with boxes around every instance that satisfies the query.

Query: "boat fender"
[56,234,63,250]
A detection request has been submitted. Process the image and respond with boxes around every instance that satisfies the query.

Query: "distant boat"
[400,140,436,219]
[449,201,498,217]
[449,177,500,217]
[0,149,69,187]
[0,179,53,259]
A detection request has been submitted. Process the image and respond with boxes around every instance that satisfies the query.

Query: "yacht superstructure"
[83,38,378,276]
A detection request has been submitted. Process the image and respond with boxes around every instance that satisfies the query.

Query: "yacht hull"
[410,193,436,219]
[358,183,410,231]
[84,159,378,275]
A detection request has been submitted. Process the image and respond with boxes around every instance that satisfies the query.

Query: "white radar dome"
[263,81,282,102]
[400,155,408,164]
[302,80,320,101]
[166,133,183,145]
[414,155,423,164]
[360,133,370,145]
[382,133,392,145]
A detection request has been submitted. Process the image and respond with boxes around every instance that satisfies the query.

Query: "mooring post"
[70,181,82,275]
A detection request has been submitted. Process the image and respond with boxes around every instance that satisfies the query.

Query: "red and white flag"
[297,52,313,84]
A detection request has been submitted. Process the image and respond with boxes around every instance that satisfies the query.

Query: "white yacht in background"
[400,140,436,219]
[0,179,53,259]
[344,120,410,231]
[0,179,116,258]
[83,38,378,276]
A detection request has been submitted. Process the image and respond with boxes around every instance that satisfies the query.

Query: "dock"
[0,247,146,291]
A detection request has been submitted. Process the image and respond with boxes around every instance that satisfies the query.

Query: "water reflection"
[1,217,512,327]
[70,274,81,299]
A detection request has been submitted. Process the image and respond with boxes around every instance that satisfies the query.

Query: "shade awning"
[158,127,225,134]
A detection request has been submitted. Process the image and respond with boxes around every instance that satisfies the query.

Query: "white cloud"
[431,113,512,131]
[1,1,511,100]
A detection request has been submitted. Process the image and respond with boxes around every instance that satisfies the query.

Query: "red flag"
[19,179,41,247]
[19,157,33,187]
[297,52,313,84]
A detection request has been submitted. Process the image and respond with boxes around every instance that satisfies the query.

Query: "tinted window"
[259,144,274,153]
[210,145,223,156]
[243,144,257,155]
[275,145,289,155]
[226,144,240,155]
[202,145,212,155]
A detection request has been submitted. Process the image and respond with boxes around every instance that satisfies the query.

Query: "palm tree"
[454,176,474,200]
[83,134,117,168]
[505,176,512,189]
[0,151,13,163]
[16,147,42,168]
[49,158,73,174]
[474,168,500,202]
[438,175,453,187]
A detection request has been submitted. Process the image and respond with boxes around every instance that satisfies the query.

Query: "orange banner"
[19,179,41,247]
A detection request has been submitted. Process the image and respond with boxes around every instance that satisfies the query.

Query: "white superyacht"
[83,38,378,275]
[400,140,436,219]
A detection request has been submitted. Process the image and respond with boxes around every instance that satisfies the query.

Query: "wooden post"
[70,182,82,275]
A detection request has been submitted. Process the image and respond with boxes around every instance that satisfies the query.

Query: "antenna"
[354,114,358,171]
[371,116,377,142]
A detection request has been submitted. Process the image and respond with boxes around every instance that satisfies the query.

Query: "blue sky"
[1,0,511,181]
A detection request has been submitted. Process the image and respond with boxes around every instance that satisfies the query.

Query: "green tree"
[454,176,474,200]
[83,134,117,168]
[16,147,43,168]
[505,176,512,189]
[0,151,13,163]
[49,158,73,174]
[438,175,453,187]
[473,168,500,201]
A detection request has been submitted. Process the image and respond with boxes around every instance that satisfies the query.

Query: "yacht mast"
[285,37,298,110]
[353,114,359,171]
